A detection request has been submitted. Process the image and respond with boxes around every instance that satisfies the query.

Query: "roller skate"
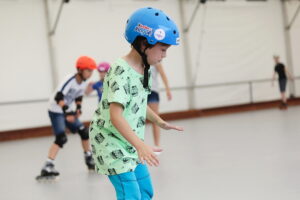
[279,102,288,110]
[36,162,60,182]
[85,152,95,171]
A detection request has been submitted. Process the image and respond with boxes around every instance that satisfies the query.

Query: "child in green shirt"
[89,7,183,200]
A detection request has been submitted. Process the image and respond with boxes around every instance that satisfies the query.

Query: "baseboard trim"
[1,98,299,142]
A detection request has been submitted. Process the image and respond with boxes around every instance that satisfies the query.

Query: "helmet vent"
[166,17,170,21]
[173,30,177,34]
[155,12,159,16]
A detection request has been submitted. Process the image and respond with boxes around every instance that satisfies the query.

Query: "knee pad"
[54,133,67,148]
[78,126,89,140]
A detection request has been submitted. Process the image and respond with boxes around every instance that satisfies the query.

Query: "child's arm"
[155,63,172,101]
[85,82,94,95]
[284,66,294,80]
[146,106,183,131]
[271,71,276,86]
[110,103,159,166]
[75,96,83,117]
[54,92,76,122]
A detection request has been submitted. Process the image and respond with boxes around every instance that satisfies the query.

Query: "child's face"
[145,43,170,65]
[273,56,279,63]
[82,69,93,80]
[99,71,107,80]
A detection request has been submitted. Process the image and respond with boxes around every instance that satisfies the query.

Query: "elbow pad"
[54,92,64,104]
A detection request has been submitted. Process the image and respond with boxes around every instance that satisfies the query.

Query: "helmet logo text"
[134,23,153,37]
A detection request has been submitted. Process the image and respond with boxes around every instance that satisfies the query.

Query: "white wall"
[0,0,53,102]
[0,0,186,131]
[0,0,298,131]
[0,0,52,131]
[285,0,300,96]
[180,0,291,109]
[50,0,187,116]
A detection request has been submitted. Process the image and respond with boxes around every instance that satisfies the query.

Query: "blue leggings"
[108,164,154,200]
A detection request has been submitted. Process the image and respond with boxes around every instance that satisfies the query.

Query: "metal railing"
[159,76,300,104]
[0,76,299,106]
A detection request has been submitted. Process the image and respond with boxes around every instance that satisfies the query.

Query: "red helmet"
[76,56,97,70]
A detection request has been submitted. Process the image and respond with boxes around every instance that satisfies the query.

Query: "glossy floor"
[1,107,299,200]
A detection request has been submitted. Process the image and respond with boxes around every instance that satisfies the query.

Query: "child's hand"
[137,143,160,167]
[166,90,172,101]
[66,114,76,123]
[158,121,184,131]
[76,109,82,118]
[88,82,95,86]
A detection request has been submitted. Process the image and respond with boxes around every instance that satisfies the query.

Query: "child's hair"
[131,36,153,88]
[131,36,153,50]
[131,36,170,50]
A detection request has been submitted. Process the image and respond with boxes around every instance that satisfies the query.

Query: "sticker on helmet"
[134,23,153,37]
[154,29,165,41]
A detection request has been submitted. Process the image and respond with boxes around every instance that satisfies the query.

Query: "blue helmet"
[125,7,180,46]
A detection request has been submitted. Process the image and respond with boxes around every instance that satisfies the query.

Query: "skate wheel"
[87,168,95,172]
[36,175,59,182]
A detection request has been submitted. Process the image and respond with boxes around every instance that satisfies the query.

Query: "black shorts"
[278,79,287,92]
[147,91,160,103]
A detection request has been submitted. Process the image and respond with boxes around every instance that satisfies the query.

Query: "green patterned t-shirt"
[89,58,151,175]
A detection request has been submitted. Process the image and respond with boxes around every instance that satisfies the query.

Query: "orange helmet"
[76,56,97,70]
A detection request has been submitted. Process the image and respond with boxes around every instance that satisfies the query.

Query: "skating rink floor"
[1,106,300,200]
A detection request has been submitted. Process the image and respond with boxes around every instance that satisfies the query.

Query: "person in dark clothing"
[271,55,294,108]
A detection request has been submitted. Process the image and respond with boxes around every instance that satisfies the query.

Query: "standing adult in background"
[272,55,294,109]
[147,63,172,148]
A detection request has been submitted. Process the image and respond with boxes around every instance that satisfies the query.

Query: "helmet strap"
[132,41,150,89]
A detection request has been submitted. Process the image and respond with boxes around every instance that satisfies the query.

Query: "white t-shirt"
[48,74,87,113]
[150,66,159,93]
